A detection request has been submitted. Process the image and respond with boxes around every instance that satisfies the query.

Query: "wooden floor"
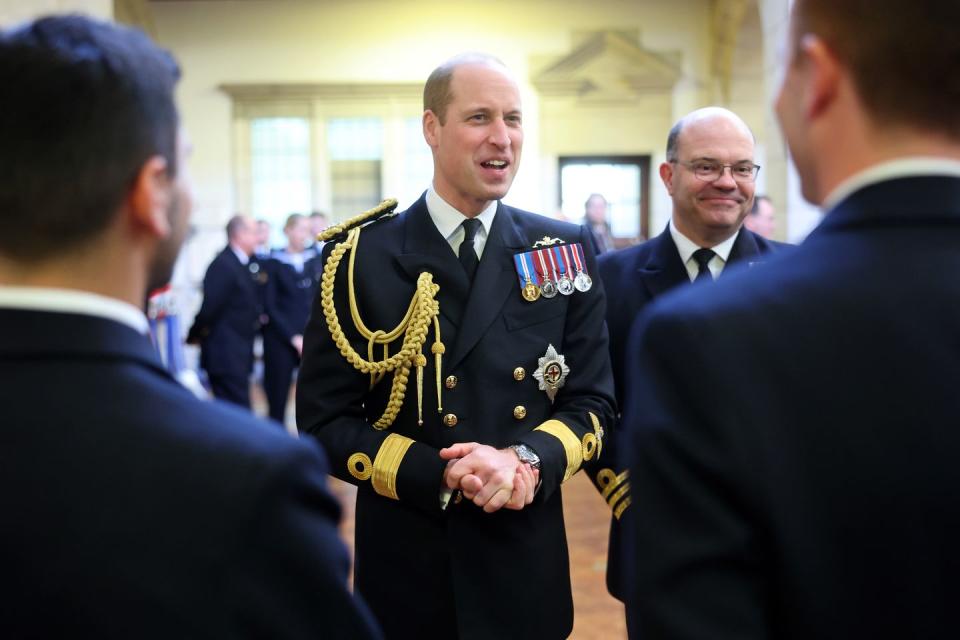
[328,472,628,639]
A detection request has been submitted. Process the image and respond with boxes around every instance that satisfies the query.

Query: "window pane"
[331,159,382,217]
[561,163,642,238]
[398,116,434,209]
[250,117,311,233]
[327,118,383,160]
[327,118,383,216]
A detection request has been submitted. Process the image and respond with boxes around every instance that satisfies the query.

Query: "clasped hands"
[440,442,539,513]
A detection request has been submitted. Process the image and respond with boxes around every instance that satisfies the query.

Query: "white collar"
[426,185,498,241]
[229,244,250,265]
[669,219,740,264]
[823,156,960,211]
[0,286,149,334]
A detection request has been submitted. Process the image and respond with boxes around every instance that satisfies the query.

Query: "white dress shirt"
[0,286,149,334]
[822,156,960,211]
[669,220,740,282]
[426,185,498,259]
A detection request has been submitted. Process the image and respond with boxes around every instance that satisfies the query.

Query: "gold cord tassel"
[432,316,444,413]
[415,353,427,425]
[319,199,444,430]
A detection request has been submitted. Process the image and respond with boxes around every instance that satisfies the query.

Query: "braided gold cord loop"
[318,201,443,430]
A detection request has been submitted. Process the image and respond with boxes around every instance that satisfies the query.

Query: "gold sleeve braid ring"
[317,199,445,429]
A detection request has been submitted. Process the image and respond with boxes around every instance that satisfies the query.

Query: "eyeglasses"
[673,160,761,183]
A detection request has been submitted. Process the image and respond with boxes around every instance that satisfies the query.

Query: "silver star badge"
[533,343,570,403]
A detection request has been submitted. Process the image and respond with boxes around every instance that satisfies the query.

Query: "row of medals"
[523,269,592,302]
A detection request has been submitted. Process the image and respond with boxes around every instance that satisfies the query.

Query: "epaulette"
[317,199,399,245]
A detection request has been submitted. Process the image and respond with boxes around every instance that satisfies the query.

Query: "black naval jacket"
[583,224,791,601]
[297,194,616,640]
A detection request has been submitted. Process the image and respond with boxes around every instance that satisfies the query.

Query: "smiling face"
[423,62,523,216]
[660,111,756,247]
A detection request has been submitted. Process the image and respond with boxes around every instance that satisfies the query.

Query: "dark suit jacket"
[0,308,380,639]
[585,224,787,600]
[263,250,323,347]
[188,247,261,376]
[297,195,616,640]
[623,176,960,639]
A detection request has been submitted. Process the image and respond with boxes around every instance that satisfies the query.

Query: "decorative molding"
[531,30,681,102]
[710,0,752,102]
[218,82,423,103]
[113,0,158,38]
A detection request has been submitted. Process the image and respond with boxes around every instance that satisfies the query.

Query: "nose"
[713,165,738,189]
[487,118,511,148]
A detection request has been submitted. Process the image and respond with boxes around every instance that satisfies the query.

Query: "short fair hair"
[423,53,508,125]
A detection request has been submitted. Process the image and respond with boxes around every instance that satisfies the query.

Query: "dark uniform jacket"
[623,176,960,638]
[0,308,381,639]
[261,250,323,422]
[585,224,788,600]
[297,195,616,640]
[188,247,262,377]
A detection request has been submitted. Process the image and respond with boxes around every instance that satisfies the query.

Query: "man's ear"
[659,161,676,196]
[800,34,841,121]
[127,155,172,237]
[423,109,440,148]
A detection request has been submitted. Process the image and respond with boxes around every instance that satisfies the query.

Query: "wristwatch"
[509,443,542,470]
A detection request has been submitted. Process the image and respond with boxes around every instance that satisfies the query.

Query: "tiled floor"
[328,472,627,639]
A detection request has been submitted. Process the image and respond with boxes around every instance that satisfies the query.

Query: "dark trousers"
[263,332,298,424]
[208,373,250,409]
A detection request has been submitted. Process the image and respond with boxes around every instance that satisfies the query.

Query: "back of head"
[792,0,960,139]
[0,14,181,262]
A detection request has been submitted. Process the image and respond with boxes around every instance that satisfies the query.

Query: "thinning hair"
[791,0,960,139]
[423,52,508,125]
[0,15,180,261]
[226,215,248,240]
[665,107,755,162]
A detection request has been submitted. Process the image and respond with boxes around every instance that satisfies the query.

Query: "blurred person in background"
[187,214,263,409]
[262,213,322,426]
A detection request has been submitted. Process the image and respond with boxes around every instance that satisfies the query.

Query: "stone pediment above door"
[531,30,681,103]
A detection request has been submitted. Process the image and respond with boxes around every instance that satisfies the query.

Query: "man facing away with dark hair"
[622,1,960,637]
[0,15,379,639]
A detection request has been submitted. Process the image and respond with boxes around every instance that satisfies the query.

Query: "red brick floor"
[328,472,627,639]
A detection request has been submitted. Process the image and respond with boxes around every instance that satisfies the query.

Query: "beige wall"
[0,0,110,25]
[141,0,811,309]
[149,0,713,235]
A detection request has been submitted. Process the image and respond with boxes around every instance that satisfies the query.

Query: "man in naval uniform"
[297,53,616,640]
[188,214,263,409]
[583,107,789,600]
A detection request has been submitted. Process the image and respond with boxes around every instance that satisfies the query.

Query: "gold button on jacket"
[513,367,526,381]
[443,413,458,427]
[513,405,527,420]
[445,375,458,389]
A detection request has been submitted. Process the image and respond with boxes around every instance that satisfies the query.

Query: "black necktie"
[692,248,716,282]
[459,218,481,281]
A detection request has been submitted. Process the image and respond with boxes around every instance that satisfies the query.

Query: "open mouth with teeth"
[481,160,508,169]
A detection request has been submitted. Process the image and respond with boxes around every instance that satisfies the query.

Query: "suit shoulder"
[751,231,793,253]
[598,238,658,274]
